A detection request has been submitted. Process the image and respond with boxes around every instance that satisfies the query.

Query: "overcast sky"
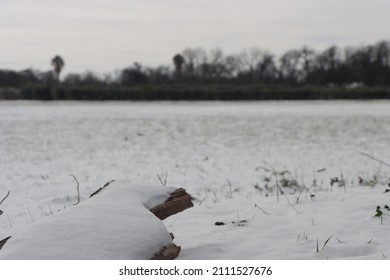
[1,0,390,76]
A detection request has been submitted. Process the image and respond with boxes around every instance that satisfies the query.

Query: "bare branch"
[89,180,115,198]
[0,236,11,250]
[0,190,10,205]
[361,152,390,168]
[69,174,80,206]
[157,172,168,186]
[255,204,271,215]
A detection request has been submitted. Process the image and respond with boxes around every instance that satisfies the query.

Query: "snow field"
[1,100,390,259]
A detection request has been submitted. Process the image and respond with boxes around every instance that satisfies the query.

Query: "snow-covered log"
[0,181,193,260]
[150,188,193,220]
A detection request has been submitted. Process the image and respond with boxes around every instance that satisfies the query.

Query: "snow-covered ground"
[1,100,390,259]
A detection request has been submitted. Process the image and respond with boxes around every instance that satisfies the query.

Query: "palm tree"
[173,54,185,78]
[51,55,65,81]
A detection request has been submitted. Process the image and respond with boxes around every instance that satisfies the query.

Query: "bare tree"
[317,46,342,71]
[279,47,316,84]
[255,52,277,83]
[236,48,277,83]
[238,47,264,72]
[181,47,207,81]
[120,62,148,85]
[199,48,232,81]
[300,46,316,80]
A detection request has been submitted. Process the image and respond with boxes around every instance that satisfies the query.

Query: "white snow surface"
[0,181,175,259]
[1,100,390,260]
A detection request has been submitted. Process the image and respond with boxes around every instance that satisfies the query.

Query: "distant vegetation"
[1,41,390,100]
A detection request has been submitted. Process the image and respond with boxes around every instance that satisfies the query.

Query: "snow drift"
[0,181,190,260]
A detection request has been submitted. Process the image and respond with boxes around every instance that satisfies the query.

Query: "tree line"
[1,40,390,100]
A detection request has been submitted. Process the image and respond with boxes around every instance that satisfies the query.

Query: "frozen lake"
[1,100,390,230]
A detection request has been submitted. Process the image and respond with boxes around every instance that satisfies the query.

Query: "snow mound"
[0,181,177,260]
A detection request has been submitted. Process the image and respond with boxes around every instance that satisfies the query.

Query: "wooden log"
[149,188,193,220]
[151,243,181,260]
[149,188,193,260]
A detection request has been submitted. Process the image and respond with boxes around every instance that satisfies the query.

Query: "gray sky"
[1,0,390,76]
